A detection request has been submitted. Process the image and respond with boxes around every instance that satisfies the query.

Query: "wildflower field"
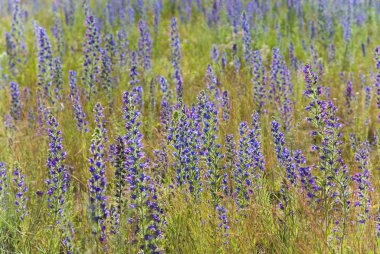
[1,0,380,253]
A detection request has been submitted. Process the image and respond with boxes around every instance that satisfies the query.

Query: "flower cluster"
[0,162,8,210]
[45,113,75,252]
[226,0,242,34]
[375,47,380,120]
[252,50,266,114]
[123,88,165,253]
[364,85,371,110]
[100,39,113,105]
[342,2,352,43]
[11,0,26,54]
[82,16,101,97]
[205,64,219,99]
[116,29,130,68]
[53,57,64,102]
[235,113,265,209]
[45,113,70,219]
[293,150,316,200]
[5,0,26,73]
[129,51,139,87]
[197,91,224,202]
[344,79,354,116]
[35,23,54,104]
[63,0,76,26]
[69,70,89,133]
[158,75,173,131]
[351,138,373,224]
[197,91,228,234]
[170,17,181,72]
[271,120,297,185]
[170,17,184,102]
[232,44,241,73]
[12,163,28,221]
[224,134,235,196]
[271,120,297,211]
[288,42,297,69]
[94,101,107,140]
[9,81,22,121]
[88,103,108,243]
[5,32,17,73]
[168,105,201,194]
[36,88,48,132]
[221,51,227,69]
[241,12,252,63]
[153,0,163,35]
[109,135,127,235]
[221,90,230,121]
[138,19,153,71]
[52,12,65,58]
[269,47,293,130]
[303,64,351,239]
[211,45,219,64]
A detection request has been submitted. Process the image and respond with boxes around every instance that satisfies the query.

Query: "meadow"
[0,0,380,253]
